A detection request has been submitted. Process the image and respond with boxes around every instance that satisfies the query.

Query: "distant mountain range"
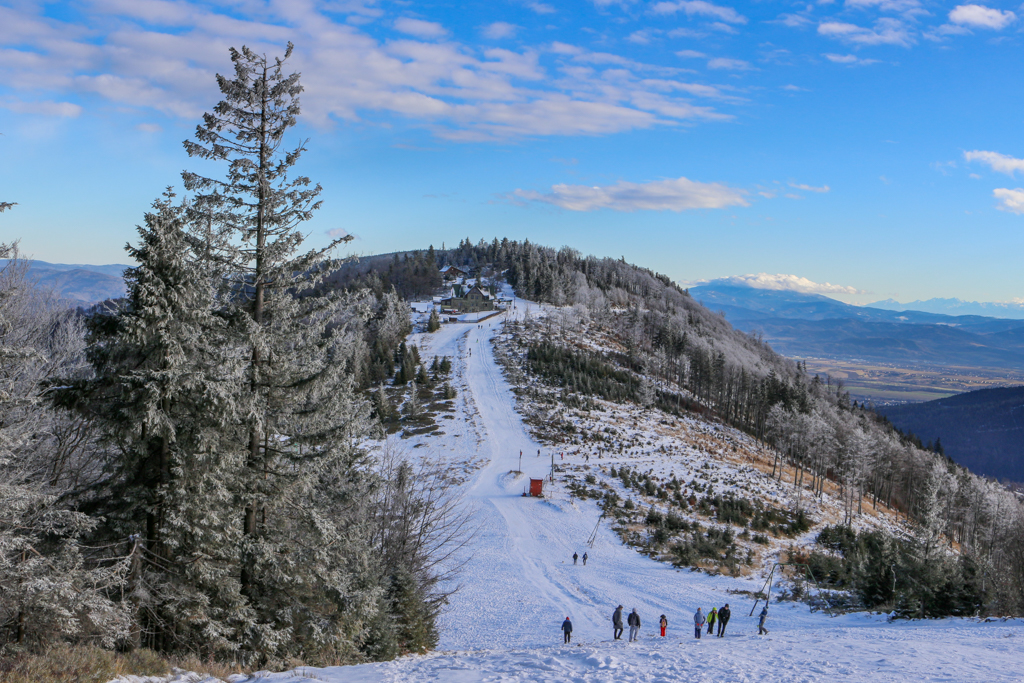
[688,284,1024,371]
[0,259,128,304]
[879,386,1024,483]
[869,297,1024,320]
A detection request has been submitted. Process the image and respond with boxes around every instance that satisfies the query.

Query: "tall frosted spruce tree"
[63,193,251,653]
[181,43,378,664]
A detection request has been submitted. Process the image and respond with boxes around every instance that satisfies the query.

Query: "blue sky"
[1,0,1022,304]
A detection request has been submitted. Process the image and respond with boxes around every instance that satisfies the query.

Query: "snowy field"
[116,305,1024,683]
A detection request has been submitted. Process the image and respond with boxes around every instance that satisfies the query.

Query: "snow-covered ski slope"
[130,306,1024,683]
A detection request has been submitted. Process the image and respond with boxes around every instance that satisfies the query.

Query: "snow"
[227,617,1022,682]
[111,303,1024,683]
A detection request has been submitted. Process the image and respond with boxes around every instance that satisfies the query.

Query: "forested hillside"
[438,238,1024,617]
[881,386,1024,483]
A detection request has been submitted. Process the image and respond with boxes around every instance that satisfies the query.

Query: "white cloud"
[964,150,1024,176]
[526,2,556,14]
[949,4,1016,29]
[394,17,448,39]
[993,188,1024,214]
[707,21,739,33]
[789,182,830,192]
[0,99,82,117]
[651,1,747,24]
[627,29,658,44]
[136,122,162,132]
[824,53,880,65]
[818,18,913,46]
[512,176,748,212]
[675,49,706,58]
[0,2,740,141]
[707,57,752,70]
[701,273,865,295]
[394,17,450,39]
[844,0,927,17]
[482,22,519,39]
[776,13,814,27]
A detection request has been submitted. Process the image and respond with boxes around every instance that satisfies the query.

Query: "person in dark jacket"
[562,616,573,643]
[758,606,769,635]
[717,604,731,637]
[707,607,717,634]
[613,605,624,640]
[627,608,641,642]
[582,552,588,566]
[693,607,706,639]
[573,552,579,565]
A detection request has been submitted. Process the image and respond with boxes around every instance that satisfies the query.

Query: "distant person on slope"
[660,614,668,637]
[573,552,579,565]
[717,604,731,637]
[693,607,706,639]
[582,552,588,566]
[627,608,642,642]
[707,606,717,635]
[613,605,624,640]
[562,616,573,644]
[758,606,769,635]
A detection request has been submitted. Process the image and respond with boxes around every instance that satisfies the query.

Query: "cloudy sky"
[2,0,1022,304]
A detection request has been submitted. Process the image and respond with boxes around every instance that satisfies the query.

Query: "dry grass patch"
[0,645,252,683]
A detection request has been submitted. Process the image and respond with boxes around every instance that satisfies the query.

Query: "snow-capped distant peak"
[692,273,865,296]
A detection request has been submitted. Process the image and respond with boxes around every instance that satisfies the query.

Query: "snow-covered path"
[433,314,744,650]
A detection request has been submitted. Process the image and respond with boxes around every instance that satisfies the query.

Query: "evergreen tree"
[66,192,249,653]
[427,308,441,333]
[180,43,377,663]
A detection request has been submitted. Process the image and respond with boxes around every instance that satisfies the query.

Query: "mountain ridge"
[879,385,1024,482]
[0,259,129,303]
[687,283,1024,372]
[868,297,1024,320]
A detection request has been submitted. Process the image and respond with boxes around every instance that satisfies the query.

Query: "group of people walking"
[572,552,588,565]
[561,602,769,645]
[613,603,733,643]
[691,604,732,639]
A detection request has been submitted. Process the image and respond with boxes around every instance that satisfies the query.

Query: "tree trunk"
[242,65,270,597]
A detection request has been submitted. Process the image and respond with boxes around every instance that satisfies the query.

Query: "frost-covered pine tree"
[64,193,253,654]
[181,43,378,664]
